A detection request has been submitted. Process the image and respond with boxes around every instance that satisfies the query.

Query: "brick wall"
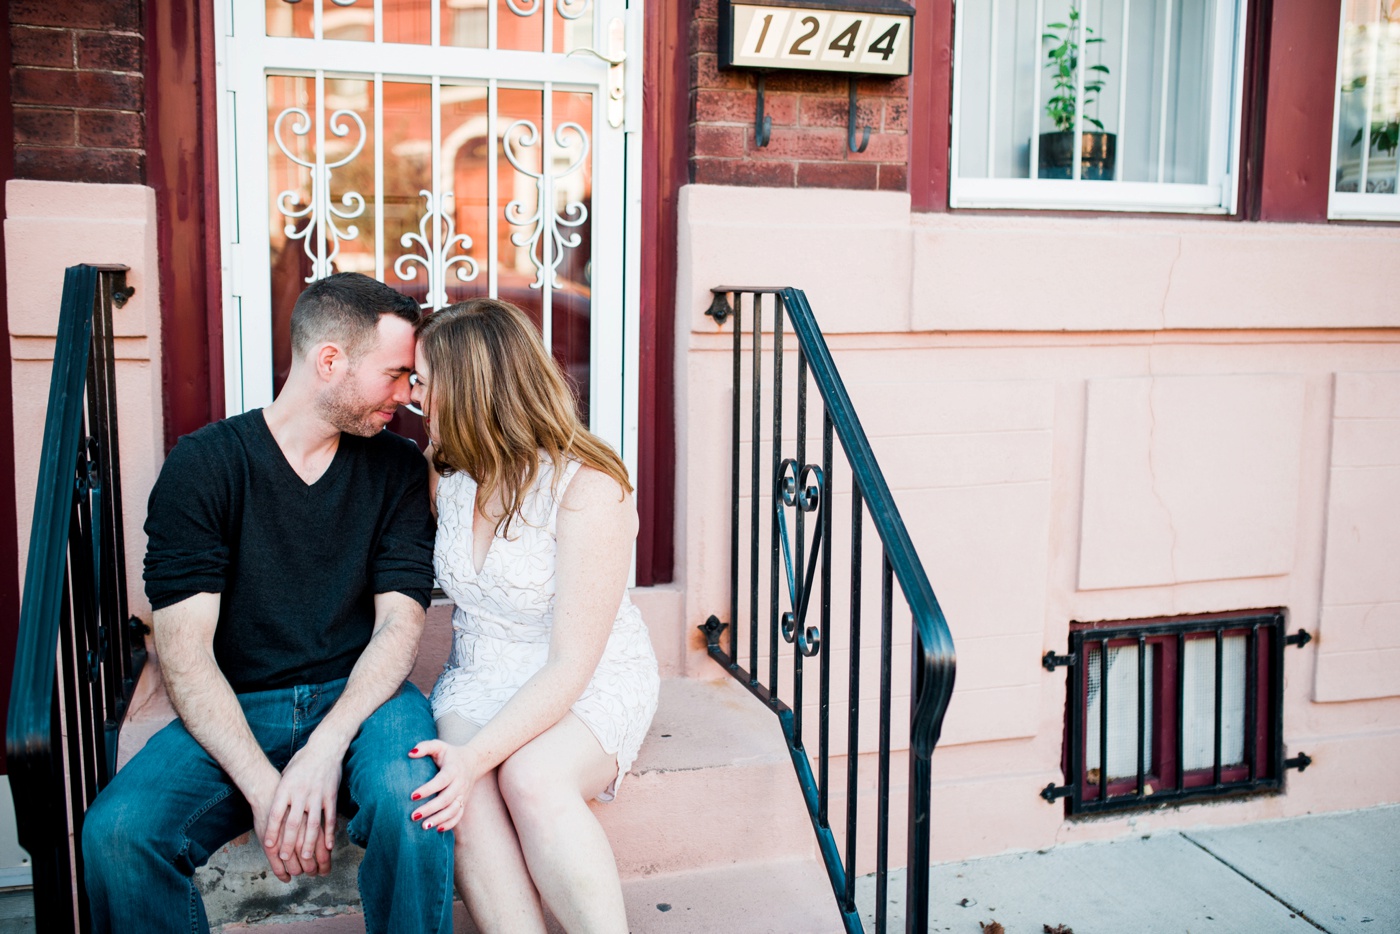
[690,0,909,190]
[9,0,145,185]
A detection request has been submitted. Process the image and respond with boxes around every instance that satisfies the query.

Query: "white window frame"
[949,0,1249,214]
[1328,1,1400,221]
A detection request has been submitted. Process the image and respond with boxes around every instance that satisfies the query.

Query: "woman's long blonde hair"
[416,298,632,534]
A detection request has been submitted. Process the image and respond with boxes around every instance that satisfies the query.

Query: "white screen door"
[214,0,642,473]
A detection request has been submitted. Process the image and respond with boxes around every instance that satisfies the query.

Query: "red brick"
[695,88,796,126]
[78,32,143,73]
[695,0,719,18]
[763,71,847,95]
[691,19,719,54]
[694,124,747,159]
[883,96,909,132]
[798,95,880,129]
[691,53,749,92]
[693,158,795,187]
[14,146,143,185]
[796,161,878,190]
[10,0,141,31]
[13,107,77,147]
[79,110,144,149]
[11,68,144,111]
[860,75,910,96]
[878,163,909,192]
[848,132,908,163]
[750,127,847,161]
[11,26,74,68]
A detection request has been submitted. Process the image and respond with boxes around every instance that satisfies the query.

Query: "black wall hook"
[847,76,871,153]
[754,73,773,147]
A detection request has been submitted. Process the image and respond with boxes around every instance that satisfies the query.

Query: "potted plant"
[1039,2,1114,180]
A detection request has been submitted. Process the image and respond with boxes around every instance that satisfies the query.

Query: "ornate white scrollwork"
[503,0,591,19]
[394,190,480,310]
[502,119,590,291]
[273,107,367,282]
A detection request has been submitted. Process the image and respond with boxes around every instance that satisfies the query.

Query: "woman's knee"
[496,751,574,825]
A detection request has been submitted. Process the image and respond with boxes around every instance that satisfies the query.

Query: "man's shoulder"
[165,411,260,465]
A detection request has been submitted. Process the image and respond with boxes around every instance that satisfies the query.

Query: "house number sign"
[719,0,914,77]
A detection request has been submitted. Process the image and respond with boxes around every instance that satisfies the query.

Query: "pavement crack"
[1180,832,1331,933]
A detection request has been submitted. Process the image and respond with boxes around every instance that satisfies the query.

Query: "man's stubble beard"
[316,369,386,437]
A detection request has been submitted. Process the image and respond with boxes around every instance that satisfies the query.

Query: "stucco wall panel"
[1316,371,1400,703]
[910,225,1181,332]
[6,179,163,619]
[1078,374,1306,590]
[678,185,913,336]
[906,215,1400,333]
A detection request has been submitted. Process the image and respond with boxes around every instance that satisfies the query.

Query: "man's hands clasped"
[250,737,342,882]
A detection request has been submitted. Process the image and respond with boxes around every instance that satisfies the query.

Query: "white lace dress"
[428,457,659,801]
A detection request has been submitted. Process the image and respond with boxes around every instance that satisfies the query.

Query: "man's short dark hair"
[290,273,422,362]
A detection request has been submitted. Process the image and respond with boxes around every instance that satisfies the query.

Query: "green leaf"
[1086,116,1105,130]
[1046,22,1068,29]
[1090,64,1111,73]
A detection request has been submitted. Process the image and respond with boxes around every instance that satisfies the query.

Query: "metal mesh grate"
[1085,642,1156,781]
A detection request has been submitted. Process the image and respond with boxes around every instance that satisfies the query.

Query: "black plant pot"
[1038,130,1116,180]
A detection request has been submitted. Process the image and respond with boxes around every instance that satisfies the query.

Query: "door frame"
[212,0,640,483]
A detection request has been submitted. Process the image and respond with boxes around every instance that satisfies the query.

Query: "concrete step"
[116,661,826,929]
[219,858,845,933]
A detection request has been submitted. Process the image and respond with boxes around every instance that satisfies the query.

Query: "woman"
[406,299,659,934]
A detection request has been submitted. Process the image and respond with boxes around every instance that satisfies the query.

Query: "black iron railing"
[1040,610,1311,816]
[700,287,956,934]
[7,265,147,934]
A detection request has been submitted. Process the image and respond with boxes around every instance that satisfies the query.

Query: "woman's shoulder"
[558,463,634,520]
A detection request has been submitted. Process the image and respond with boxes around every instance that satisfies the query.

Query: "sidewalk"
[858,805,1400,934]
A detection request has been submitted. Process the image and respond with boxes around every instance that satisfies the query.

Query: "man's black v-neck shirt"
[143,410,435,692]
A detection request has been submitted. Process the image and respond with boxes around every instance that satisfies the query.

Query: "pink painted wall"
[672,184,1400,863]
[6,179,164,621]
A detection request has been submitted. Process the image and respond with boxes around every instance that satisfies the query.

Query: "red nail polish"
[412,793,421,800]
[438,826,447,833]
[410,747,419,755]
[412,812,421,821]
[425,822,433,830]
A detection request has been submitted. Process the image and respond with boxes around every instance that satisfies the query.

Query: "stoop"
[113,613,841,931]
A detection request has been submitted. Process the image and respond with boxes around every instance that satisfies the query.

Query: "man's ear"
[313,343,343,382]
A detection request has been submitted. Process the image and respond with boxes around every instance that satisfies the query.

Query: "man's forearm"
[305,592,425,755]
[154,595,279,800]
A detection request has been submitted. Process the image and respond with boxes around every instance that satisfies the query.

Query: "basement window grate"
[1042,610,1311,816]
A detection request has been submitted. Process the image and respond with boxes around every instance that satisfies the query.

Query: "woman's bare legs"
[496,713,627,934]
[436,714,547,934]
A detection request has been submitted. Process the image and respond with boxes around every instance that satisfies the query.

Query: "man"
[83,273,453,933]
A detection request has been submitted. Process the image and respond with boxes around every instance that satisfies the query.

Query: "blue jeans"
[82,679,454,934]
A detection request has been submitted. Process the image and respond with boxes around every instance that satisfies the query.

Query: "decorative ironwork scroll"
[394,190,480,310]
[503,0,592,18]
[273,106,367,282]
[502,118,590,291]
[776,457,825,657]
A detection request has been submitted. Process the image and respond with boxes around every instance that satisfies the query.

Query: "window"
[1329,1,1400,220]
[950,0,1248,212]
[1044,610,1306,816]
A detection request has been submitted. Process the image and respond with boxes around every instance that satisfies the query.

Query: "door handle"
[566,17,625,128]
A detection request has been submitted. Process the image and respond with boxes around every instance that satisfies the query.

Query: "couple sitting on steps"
[82,273,660,934]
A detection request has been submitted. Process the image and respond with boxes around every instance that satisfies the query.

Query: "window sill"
[1328,191,1400,221]
[951,178,1234,215]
